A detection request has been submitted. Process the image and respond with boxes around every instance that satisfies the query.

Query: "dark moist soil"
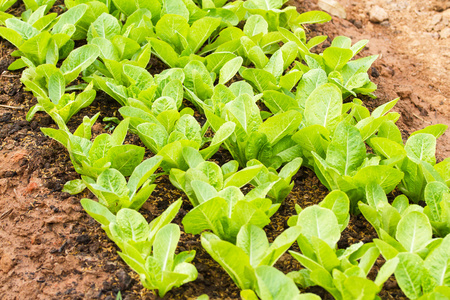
[1,0,449,299]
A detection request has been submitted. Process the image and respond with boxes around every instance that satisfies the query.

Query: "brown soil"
[0,0,449,299]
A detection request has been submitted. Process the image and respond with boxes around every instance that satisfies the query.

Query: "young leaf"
[395,211,433,253]
[297,206,341,249]
[60,44,100,84]
[304,83,342,132]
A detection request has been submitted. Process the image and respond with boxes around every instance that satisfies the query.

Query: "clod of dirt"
[441,27,450,38]
[369,6,389,23]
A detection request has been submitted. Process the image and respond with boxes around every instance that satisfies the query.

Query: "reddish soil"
[0,0,448,299]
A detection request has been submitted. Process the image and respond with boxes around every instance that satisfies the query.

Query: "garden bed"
[0,0,449,299]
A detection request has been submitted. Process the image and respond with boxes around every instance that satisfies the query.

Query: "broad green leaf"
[153,224,180,271]
[236,224,269,267]
[128,155,162,196]
[435,158,450,186]
[60,44,100,84]
[155,14,189,53]
[395,253,428,299]
[322,47,353,71]
[424,235,450,286]
[263,50,284,80]
[396,211,433,253]
[191,180,218,204]
[319,190,349,230]
[48,70,65,104]
[240,68,278,93]
[411,124,448,139]
[244,0,283,10]
[219,56,243,85]
[343,276,379,300]
[424,181,448,222]
[161,0,189,21]
[244,15,268,37]
[148,38,179,68]
[114,208,150,242]
[255,266,300,299]
[223,165,263,188]
[225,93,262,135]
[304,83,342,132]
[297,206,340,249]
[352,165,404,194]
[201,232,255,290]
[258,110,302,145]
[51,4,87,35]
[0,27,24,48]
[80,198,116,227]
[182,197,227,235]
[298,11,331,24]
[62,179,86,195]
[262,90,298,114]
[95,168,129,196]
[187,17,221,54]
[326,121,365,175]
[405,133,437,165]
[374,257,399,288]
[86,12,121,42]
[107,145,145,177]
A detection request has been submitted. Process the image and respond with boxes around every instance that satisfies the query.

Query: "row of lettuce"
[1,0,450,299]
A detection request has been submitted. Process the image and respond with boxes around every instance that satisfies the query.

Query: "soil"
[0,0,449,299]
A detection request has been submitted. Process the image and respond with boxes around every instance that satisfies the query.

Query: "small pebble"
[369,6,389,23]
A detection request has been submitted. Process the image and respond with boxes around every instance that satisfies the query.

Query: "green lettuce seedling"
[21,44,100,123]
[81,199,197,297]
[295,36,378,98]
[81,155,162,213]
[42,117,148,189]
[373,209,437,261]
[393,235,450,299]
[288,196,398,300]
[201,224,306,299]
[206,91,302,168]
[0,3,106,69]
[370,124,448,203]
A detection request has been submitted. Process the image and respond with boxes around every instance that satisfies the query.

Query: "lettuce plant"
[81,199,197,297]
[290,92,404,209]
[248,158,302,203]
[287,195,398,300]
[358,183,407,239]
[179,157,300,242]
[42,116,146,184]
[21,44,100,122]
[372,209,437,261]
[81,155,162,213]
[393,236,450,299]
[174,157,275,242]
[126,117,234,171]
[0,6,68,69]
[170,153,264,206]
[149,15,221,67]
[0,3,107,69]
[201,225,309,299]
[296,36,378,98]
[370,124,448,202]
[205,91,302,168]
